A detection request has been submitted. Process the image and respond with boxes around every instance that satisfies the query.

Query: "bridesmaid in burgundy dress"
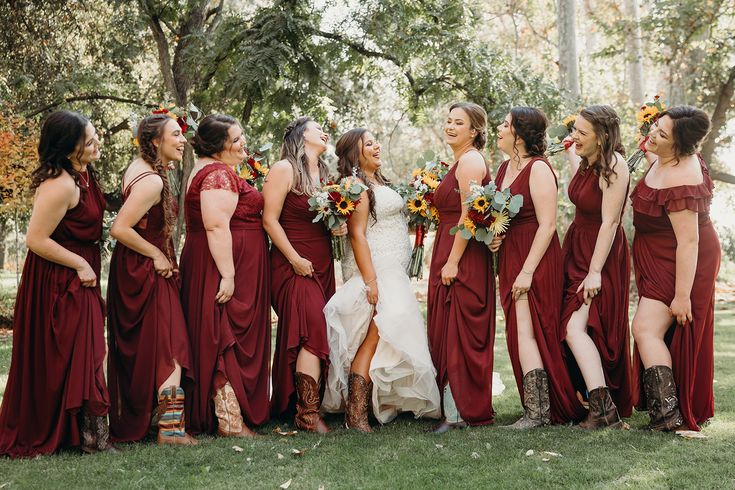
[181,115,271,437]
[107,114,196,445]
[560,105,633,428]
[427,102,496,433]
[263,117,345,433]
[0,111,113,457]
[630,106,720,431]
[491,107,586,428]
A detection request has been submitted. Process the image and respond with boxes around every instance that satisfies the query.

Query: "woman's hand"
[152,251,174,278]
[577,271,602,305]
[562,136,575,152]
[511,270,532,301]
[441,260,459,286]
[291,256,314,277]
[76,260,97,288]
[331,222,348,236]
[365,279,378,305]
[216,276,235,304]
[670,295,692,326]
[488,235,505,253]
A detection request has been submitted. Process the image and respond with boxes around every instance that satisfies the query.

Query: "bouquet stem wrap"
[408,224,426,279]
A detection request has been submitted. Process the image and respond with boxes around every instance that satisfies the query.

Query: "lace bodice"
[341,185,411,280]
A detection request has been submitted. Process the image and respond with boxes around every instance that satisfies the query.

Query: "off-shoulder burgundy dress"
[560,167,634,416]
[180,163,271,432]
[0,171,109,458]
[270,192,335,418]
[495,158,586,424]
[107,171,193,442]
[427,163,496,425]
[630,157,721,430]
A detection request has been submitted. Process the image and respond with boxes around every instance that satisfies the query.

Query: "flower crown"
[132,102,201,146]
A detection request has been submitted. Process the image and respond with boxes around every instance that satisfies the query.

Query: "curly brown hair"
[510,107,548,165]
[449,102,488,151]
[578,105,625,187]
[658,106,711,158]
[135,114,177,240]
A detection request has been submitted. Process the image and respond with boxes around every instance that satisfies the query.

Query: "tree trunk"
[700,64,735,166]
[0,218,7,271]
[557,0,579,109]
[624,0,645,104]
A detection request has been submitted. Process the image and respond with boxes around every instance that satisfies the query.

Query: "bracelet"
[365,277,377,286]
[520,268,533,275]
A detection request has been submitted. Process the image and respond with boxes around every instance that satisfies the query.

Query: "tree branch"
[25,94,156,118]
[701,64,735,164]
[139,0,179,102]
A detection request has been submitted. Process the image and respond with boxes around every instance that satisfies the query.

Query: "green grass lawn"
[0,305,734,489]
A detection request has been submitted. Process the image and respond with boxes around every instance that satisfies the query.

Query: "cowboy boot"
[81,412,119,454]
[578,387,627,429]
[213,382,257,438]
[507,369,550,429]
[345,373,373,433]
[158,386,198,445]
[294,372,330,434]
[643,365,684,431]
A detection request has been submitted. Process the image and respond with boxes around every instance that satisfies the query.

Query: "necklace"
[78,169,90,188]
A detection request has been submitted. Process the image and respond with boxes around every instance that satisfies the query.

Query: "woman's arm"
[441,151,488,286]
[347,188,378,304]
[578,157,629,303]
[201,186,238,303]
[512,161,558,300]
[668,209,699,325]
[110,174,174,277]
[262,161,314,277]
[25,174,97,287]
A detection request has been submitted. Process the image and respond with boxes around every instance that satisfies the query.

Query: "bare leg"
[350,320,380,382]
[158,360,182,395]
[296,348,322,382]
[565,304,606,390]
[515,295,543,375]
[632,298,673,368]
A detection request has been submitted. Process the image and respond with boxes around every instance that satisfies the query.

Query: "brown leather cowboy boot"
[643,365,684,431]
[345,372,373,433]
[213,382,257,438]
[157,386,198,445]
[578,387,627,429]
[294,372,330,434]
[81,412,120,454]
[507,368,551,429]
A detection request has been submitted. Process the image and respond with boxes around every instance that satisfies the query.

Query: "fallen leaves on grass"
[291,448,305,457]
[232,446,243,452]
[273,427,298,436]
[280,479,292,489]
[471,452,480,459]
[525,450,534,456]
[676,430,708,440]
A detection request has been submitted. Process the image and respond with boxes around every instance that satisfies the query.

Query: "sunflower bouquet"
[308,178,367,260]
[546,114,577,156]
[405,159,451,279]
[235,142,273,191]
[449,181,523,274]
[627,95,666,172]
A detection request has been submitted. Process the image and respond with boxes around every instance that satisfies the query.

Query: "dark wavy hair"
[578,105,625,186]
[280,116,329,195]
[449,102,488,151]
[658,106,711,159]
[135,114,177,240]
[31,110,98,191]
[335,128,390,222]
[509,106,548,164]
[190,114,239,157]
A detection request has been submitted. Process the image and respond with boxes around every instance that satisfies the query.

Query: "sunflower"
[237,164,254,181]
[423,175,440,189]
[462,216,476,236]
[636,105,660,126]
[336,197,355,215]
[407,197,427,214]
[254,162,269,176]
[412,168,423,178]
[472,196,490,212]
[488,210,510,235]
[562,114,577,129]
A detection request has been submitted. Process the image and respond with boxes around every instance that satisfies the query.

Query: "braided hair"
[135,114,177,240]
[509,106,548,166]
[577,105,625,186]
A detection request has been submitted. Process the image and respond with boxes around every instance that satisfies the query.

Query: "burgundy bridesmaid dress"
[270,192,335,418]
[427,163,496,426]
[495,158,586,424]
[630,157,721,431]
[180,163,271,432]
[560,167,634,416]
[107,171,193,442]
[0,172,108,458]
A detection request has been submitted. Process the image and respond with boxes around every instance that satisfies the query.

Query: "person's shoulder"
[458,149,486,169]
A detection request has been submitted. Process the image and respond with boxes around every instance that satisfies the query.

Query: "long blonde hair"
[280,116,329,195]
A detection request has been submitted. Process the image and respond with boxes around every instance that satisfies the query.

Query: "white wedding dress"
[322,185,441,423]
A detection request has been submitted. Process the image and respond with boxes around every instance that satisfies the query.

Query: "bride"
[322,128,441,431]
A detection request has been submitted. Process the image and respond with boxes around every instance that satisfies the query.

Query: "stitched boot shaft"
[294,372,330,434]
[158,386,198,445]
[508,368,551,429]
[81,412,116,453]
[345,373,373,433]
[578,387,624,429]
[643,365,684,431]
